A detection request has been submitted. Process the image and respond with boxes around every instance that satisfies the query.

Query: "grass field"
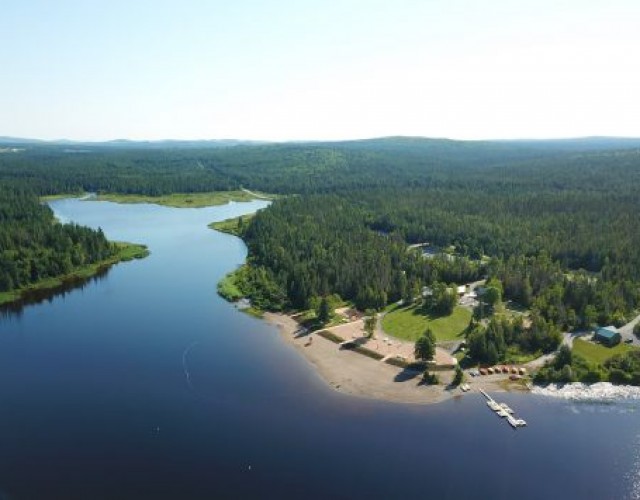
[217,267,244,301]
[240,306,264,318]
[381,304,471,342]
[113,242,150,261]
[95,190,257,208]
[573,338,638,365]
[41,190,275,208]
[503,346,541,364]
[39,193,85,202]
[209,213,256,236]
[0,242,149,306]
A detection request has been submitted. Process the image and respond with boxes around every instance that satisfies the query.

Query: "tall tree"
[414,329,435,362]
[317,296,332,325]
[363,309,377,338]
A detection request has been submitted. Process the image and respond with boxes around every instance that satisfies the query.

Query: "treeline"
[0,187,116,292]
[363,187,640,274]
[240,184,640,331]
[3,138,640,197]
[467,315,561,365]
[243,196,410,311]
[490,254,640,329]
[239,195,483,311]
[535,346,640,386]
[2,138,640,339]
[0,147,237,196]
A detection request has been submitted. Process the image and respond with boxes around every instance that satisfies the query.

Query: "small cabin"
[594,326,621,347]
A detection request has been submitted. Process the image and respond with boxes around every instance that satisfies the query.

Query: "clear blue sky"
[1,0,639,141]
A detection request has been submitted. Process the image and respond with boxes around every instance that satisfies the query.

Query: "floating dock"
[479,389,527,429]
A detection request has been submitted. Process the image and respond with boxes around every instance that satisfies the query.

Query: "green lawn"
[209,213,256,236]
[216,268,245,302]
[113,242,150,261]
[503,346,541,364]
[573,338,638,365]
[40,190,275,208]
[381,304,471,342]
[39,192,85,202]
[95,190,258,208]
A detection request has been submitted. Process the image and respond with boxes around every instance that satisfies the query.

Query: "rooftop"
[595,327,619,339]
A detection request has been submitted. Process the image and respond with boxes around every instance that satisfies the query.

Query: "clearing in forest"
[382,304,471,342]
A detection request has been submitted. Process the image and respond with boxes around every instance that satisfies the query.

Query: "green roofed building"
[594,326,621,347]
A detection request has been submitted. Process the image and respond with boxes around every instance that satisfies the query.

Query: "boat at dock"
[487,400,501,411]
[499,403,514,414]
[479,389,527,429]
[506,415,527,428]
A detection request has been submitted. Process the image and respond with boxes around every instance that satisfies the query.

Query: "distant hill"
[2,134,639,195]
[495,136,640,151]
[98,139,270,149]
[2,134,640,151]
[0,136,268,148]
[0,136,45,145]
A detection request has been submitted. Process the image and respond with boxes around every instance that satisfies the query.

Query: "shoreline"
[263,311,529,405]
[0,242,149,306]
[40,190,269,208]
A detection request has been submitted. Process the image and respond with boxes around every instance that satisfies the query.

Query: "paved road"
[525,330,590,370]
[619,312,640,346]
[466,279,487,291]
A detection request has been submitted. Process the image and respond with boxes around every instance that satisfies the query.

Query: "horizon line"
[2,134,640,145]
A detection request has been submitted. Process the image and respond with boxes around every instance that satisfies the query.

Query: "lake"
[0,198,639,500]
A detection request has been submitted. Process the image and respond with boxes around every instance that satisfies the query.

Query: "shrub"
[452,365,464,386]
[609,368,631,385]
[422,370,439,385]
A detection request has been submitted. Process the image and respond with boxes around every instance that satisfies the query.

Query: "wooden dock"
[479,389,527,429]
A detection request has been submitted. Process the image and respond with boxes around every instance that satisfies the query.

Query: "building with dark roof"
[594,326,621,347]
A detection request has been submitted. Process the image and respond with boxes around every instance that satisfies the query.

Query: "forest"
[2,137,640,366]
[0,186,116,296]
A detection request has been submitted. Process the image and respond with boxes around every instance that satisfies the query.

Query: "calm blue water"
[0,199,639,500]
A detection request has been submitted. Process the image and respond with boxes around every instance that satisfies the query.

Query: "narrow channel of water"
[0,198,638,500]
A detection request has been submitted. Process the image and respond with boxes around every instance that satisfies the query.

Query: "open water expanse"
[1,198,640,499]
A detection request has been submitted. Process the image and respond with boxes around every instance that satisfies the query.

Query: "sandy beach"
[264,312,528,405]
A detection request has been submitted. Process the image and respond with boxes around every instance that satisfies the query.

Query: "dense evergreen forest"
[3,137,640,196]
[2,137,640,353]
[0,187,116,294]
